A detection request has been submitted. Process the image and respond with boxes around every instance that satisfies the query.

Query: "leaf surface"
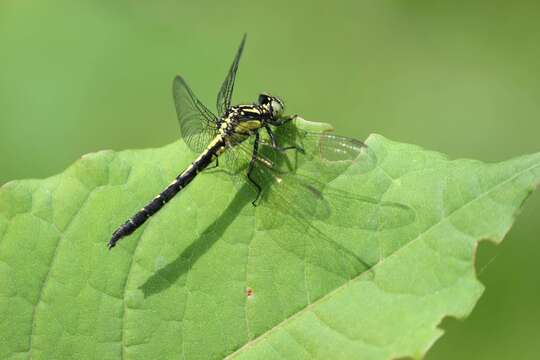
[1,122,539,360]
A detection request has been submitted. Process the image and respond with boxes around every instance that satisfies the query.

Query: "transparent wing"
[173,76,219,153]
[220,122,413,232]
[217,134,372,277]
[261,121,378,180]
[216,34,246,116]
[213,123,415,278]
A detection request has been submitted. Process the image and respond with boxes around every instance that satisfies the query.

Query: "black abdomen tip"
[108,224,131,250]
[108,231,122,250]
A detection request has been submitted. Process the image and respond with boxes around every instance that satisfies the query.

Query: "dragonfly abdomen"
[108,136,225,249]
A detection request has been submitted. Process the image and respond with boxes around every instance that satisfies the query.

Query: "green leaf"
[1,122,539,360]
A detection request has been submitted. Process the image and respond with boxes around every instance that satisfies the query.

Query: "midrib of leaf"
[225,159,540,359]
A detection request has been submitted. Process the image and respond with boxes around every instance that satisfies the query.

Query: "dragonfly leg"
[204,154,220,171]
[264,125,305,154]
[271,114,298,125]
[247,132,262,206]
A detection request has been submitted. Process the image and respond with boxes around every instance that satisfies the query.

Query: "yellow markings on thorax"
[234,120,263,134]
[242,107,262,115]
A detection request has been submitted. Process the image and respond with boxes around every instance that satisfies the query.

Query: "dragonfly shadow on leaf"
[139,183,253,298]
[138,182,388,298]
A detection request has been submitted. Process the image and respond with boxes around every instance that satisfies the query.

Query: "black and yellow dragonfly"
[108,34,411,251]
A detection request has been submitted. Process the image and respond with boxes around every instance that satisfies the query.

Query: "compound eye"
[271,99,283,115]
[258,94,270,105]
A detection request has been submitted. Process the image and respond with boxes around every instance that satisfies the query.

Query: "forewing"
[216,34,247,116]
[173,76,219,153]
[258,120,377,183]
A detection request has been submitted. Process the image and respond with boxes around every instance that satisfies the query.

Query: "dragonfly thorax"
[219,93,285,135]
[219,105,266,138]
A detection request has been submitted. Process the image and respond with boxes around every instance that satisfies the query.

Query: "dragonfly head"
[258,93,284,118]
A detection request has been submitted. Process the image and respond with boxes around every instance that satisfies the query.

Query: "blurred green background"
[1,0,539,358]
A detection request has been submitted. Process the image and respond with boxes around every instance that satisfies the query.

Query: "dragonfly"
[108,34,411,252]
